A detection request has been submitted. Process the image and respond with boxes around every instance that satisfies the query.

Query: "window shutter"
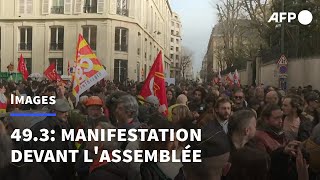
[64,0,72,14]
[19,0,25,14]
[129,0,135,18]
[74,0,82,14]
[26,0,33,14]
[109,0,116,14]
[97,0,104,14]
[42,0,49,15]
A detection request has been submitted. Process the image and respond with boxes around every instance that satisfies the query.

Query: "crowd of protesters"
[0,77,319,180]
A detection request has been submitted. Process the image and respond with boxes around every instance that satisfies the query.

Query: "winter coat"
[30,116,74,180]
[297,114,314,141]
[88,161,129,180]
[0,163,52,180]
[140,162,184,180]
[254,127,286,154]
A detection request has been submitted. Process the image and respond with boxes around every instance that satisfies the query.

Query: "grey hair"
[98,122,120,150]
[311,124,320,145]
[117,95,139,118]
[228,110,256,135]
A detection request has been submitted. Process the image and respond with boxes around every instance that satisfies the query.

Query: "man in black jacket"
[31,99,73,180]
[0,121,52,180]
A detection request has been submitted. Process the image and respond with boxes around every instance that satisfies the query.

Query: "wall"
[238,69,248,85]
[220,57,320,90]
[258,57,320,90]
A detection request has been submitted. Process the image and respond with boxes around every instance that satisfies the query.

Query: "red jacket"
[254,130,286,154]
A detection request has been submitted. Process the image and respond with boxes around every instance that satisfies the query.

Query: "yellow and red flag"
[72,34,107,104]
[140,51,168,114]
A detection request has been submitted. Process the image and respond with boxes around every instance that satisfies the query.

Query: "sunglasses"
[234,96,243,99]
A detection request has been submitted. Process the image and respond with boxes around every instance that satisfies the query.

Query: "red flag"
[44,63,62,81]
[17,54,29,80]
[233,69,241,87]
[226,72,234,86]
[140,51,168,114]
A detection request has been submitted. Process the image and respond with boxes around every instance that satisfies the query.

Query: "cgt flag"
[44,63,62,81]
[234,69,241,87]
[226,72,234,86]
[140,51,168,115]
[72,34,108,104]
[17,54,29,80]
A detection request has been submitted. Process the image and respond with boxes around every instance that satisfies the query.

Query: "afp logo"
[268,10,313,25]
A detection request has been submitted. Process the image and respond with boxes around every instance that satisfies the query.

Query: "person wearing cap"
[84,96,107,130]
[30,99,73,180]
[145,95,160,108]
[138,95,159,123]
[86,96,104,119]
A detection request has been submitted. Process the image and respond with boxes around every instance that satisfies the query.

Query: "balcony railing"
[50,42,64,50]
[19,43,32,50]
[116,8,129,16]
[115,43,128,52]
[51,6,64,14]
[83,5,97,13]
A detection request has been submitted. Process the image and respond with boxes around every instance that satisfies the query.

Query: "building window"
[84,0,97,13]
[19,0,33,14]
[170,54,173,59]
[170,46,173,51]
[176,55,179,60]
[19,27,32,51]
[50,27,64,50]
[176,31,179,36]
[176,47,179,52]
[51,0,64,14]
[171,38,173,42]
[49,58,63,75]
[176,63,179,68]
[83,26,97,50]
[114,59,128,83]
[171,30,174,35]
[176,39,179,43]
[117,0,128,16]
[115,27,128,52]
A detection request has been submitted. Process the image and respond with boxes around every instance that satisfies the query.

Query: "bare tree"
[216,0,243,68]
[242,0,274,46]
[180,47,193,80]
[213,0,262,71]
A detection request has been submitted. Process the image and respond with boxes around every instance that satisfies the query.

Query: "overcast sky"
[170,0,219,74]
